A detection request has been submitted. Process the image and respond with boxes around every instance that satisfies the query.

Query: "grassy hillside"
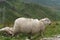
[0,0,60,40]
[0,0,59,25]
[24,0,60,9]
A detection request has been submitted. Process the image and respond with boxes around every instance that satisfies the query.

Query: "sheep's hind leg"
[0,28,6,31]
[27,33,32,40]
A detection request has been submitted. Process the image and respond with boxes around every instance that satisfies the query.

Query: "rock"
[40,35,60,40]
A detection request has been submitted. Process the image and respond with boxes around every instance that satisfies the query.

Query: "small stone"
[57,36,60,38]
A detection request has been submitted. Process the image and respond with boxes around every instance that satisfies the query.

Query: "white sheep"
[0,17,51,40]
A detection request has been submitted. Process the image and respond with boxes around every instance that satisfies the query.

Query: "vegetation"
[0,0,60,40]
[0,0,60,25]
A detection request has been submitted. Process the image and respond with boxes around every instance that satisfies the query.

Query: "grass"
[0,21,60,40]
[44,21,60,37]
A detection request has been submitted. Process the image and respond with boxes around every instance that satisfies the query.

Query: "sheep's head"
[40,18,51,25]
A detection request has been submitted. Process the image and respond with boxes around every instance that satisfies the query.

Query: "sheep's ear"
[44,18,48,19]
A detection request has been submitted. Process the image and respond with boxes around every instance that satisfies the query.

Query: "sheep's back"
[14,18,40,33]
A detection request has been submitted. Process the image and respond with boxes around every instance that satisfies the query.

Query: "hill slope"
[0,0,59,25]
[23,0,60,9]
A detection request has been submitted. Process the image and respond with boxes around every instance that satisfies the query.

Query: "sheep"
[0,17,51,40]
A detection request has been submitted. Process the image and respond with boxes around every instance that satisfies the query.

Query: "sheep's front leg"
[31,31,44,40]
[40,32,44,38]
[31,33,41,40]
